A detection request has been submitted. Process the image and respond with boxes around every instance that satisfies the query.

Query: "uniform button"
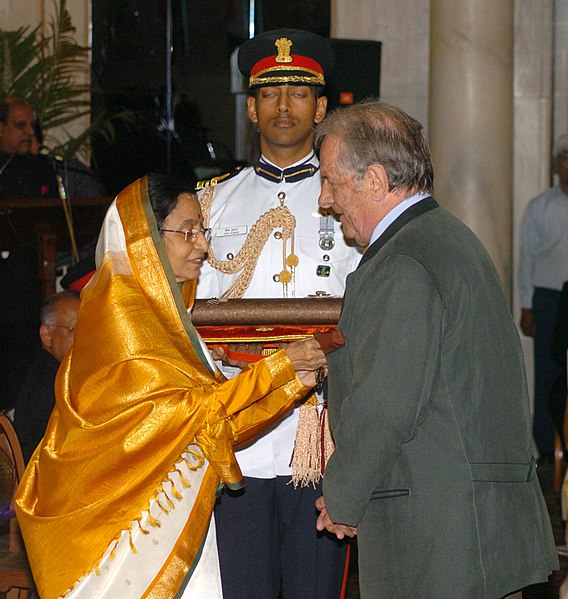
[273,274,280,282]
[226,253,234,260]
[274,231,282,239]
[323,254,330,262]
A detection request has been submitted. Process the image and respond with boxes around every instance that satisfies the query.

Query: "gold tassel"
[137,518,150,535]
[290,393,322,488]
[176,467,191,488]
[170,484,183,500]
[155,495,170,513]
[147,512,161,528]
[128,529,138,554]
[109,538,119,561]
[184,449,205,471]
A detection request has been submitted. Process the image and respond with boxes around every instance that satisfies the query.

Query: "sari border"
[143,466,220,598]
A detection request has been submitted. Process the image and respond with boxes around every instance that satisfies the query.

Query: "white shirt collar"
[260,150,318,169]
[368,192,431,247]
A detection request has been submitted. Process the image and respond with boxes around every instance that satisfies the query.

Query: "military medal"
[319,214,335,250]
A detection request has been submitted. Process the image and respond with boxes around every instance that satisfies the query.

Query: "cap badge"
[275,38,293,63]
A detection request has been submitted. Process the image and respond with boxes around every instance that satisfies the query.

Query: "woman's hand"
[212,337,327,387]
[210,345,250,369]
[284,337,326,372]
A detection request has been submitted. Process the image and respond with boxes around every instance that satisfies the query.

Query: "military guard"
[196,29,361,599]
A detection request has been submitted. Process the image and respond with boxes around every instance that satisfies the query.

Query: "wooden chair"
[554,365,568,492]
[554,432,566,492]
[0,414,36,598]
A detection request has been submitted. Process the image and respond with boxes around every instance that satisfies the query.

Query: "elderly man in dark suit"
[14,290,80,462]
[314,99,558,598]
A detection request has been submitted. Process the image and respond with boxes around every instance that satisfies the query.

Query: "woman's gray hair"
[314,99,434,194]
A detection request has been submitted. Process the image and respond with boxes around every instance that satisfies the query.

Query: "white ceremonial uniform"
[197,151,362,478]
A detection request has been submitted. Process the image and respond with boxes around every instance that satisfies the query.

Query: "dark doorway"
[90,0,331,194]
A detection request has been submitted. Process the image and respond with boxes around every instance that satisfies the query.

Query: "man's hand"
[315,496,357,539]
[520,308,535,337]
[295,368,327,388]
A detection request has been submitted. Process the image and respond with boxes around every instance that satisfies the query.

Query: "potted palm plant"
[0,0,131,159]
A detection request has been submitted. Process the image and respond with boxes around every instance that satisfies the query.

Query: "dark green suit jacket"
[323,198,558,598]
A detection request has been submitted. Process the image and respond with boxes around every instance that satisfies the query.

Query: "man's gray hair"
[40,290,80,325]
[553,134,568,158]
[314,99,434,194]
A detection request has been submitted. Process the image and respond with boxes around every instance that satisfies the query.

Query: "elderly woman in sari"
[15,173,326,599]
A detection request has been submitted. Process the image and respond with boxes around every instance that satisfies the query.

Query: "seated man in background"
[0,96,107,200]
[0,97,105,409]
[1,97,55,407]
[0,96,60,199]
[13,290,80,463]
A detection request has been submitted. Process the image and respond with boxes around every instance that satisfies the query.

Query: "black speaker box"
[326,39,382,110]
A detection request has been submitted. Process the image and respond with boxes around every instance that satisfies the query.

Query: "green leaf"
[0,0,132,158]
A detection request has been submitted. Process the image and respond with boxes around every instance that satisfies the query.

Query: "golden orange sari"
[15,177,309,599]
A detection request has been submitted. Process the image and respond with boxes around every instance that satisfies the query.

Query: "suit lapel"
[358,197,439,269]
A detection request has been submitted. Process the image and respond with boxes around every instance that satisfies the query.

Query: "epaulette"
[196,166,245,189]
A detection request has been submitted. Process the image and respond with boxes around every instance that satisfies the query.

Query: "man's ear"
[365,164,390,198]
[246,95,258,124]
[314,95,327,124]
[39,324,52,351]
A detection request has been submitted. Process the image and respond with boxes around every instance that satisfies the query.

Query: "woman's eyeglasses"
[159,227,212,243]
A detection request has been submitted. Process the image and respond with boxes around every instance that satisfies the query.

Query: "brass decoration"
[249,72,325,88]
[286,253,299,268]
[275,37,293,63]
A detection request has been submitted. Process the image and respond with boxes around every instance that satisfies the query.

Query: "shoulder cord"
[200,186,297,299]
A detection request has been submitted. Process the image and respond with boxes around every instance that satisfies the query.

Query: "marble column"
[429,0,514,292]
[331,0,430,129]
[554,0,568,141]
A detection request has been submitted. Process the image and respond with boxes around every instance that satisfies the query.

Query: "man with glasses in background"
[14,290,80,463]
